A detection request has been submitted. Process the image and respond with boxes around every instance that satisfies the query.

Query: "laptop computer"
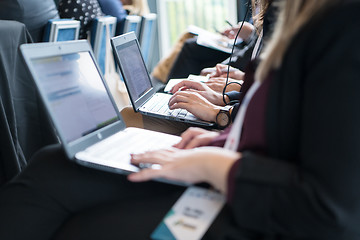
[110,32,214,127]
[20,40,187,186]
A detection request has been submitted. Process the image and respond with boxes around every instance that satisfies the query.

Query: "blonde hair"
[255,0,340,82]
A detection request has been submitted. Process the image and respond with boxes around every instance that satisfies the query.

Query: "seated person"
[165,20,257,81]
[199,0,276,80]
[151,0,266,83]
[123,0,274,132]
[201,0,276,92]
[1,1,360,239]
[166,0,275,126]
[58,0,104,39]
[152,21,256,83]
[0,0,59,42]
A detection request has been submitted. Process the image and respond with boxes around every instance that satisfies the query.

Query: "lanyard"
[251,30,263,60]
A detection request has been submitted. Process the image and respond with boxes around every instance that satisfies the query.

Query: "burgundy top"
[208,71,273,202]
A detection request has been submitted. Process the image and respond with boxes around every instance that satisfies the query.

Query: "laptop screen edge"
[20,40,126,159]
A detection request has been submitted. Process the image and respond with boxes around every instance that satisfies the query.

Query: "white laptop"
[111,32,214,127]
[20,40,187,186]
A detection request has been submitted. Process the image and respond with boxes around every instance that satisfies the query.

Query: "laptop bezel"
[111,32,157,112]
[20,40,125,159]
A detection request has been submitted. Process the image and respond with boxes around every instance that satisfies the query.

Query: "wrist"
[210,106,222,122]
[224,95,230,105]
[202,150,241,194]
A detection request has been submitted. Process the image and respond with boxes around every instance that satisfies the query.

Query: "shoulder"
[301,1,360,40]
[282,1,360,72]
[97,0,127,19]
[0,0,58,23]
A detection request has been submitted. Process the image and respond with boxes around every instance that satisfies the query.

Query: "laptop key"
[171,109,181,117]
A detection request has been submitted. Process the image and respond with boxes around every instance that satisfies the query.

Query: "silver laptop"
[111,32,214,127]
[20,40,187,186]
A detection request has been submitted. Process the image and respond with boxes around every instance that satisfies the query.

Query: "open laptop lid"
[110,32,157,112]
[20,40,125,159]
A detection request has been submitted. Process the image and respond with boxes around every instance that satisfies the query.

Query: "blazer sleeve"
[228,7,360,238]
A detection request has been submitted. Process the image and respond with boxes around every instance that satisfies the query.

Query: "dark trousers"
[0,144,259,240]
[167,37,256,82]
[167,37,230,80]
[0,144,184,239]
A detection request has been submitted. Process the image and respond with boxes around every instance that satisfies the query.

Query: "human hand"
[200,64,244,79]
[206,64,230,78]
[168,91,221,122]
[200,64,236,77]
[128,147,241,193]
[206,77,242,93]
[170,80,225,106]
[208,64,244,80]
[222,21,255,41]
[173,127,220,149]
[200,67,216,76]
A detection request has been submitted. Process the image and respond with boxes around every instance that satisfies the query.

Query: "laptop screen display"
[31,52,118,143]
[115,39,152,100]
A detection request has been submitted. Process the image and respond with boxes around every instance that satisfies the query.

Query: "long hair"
[252,0,272,32]
[255,0,340,82]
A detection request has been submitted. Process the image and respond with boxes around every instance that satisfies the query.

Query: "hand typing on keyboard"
[128,147,241,194]
[168,91,221,122]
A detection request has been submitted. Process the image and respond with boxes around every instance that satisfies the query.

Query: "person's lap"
[0,144,185,239]
[167,38,230,80]
[54,197,253,240]
[53,191,182,239]
[0,144,259,240]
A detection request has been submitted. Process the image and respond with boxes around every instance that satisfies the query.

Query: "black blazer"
[229,2,360,239]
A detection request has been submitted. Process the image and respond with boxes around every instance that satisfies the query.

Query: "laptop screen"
[31,51,118,143]
[115,39,152,101]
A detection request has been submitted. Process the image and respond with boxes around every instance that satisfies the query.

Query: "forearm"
[196,148,241,194]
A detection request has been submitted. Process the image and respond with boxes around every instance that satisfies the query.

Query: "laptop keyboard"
[140,93,197,121]
[83,128,180,163]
